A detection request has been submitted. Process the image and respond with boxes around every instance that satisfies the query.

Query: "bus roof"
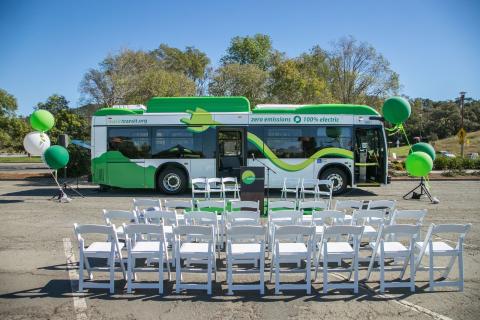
[94,96,380,116]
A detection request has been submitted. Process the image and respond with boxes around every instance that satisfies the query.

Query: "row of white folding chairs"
[191,177,240,199]
[281,178,333,201]
[73,221,470,295]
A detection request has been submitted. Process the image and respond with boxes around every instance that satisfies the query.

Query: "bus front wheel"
[319,167,348,195]
[157,167,187,195]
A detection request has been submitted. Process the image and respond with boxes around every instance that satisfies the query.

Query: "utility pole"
[459,91,466,158]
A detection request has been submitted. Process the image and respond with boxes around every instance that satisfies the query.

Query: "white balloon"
[23,131,50,156]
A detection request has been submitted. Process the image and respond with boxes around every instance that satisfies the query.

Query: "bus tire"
[319,167,348,195]
[157,167,187,195]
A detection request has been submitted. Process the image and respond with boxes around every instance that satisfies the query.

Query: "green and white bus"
[91,96,388,195]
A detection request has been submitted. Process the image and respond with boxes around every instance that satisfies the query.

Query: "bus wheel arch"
[155,163,189,195]
[318,164,351,195]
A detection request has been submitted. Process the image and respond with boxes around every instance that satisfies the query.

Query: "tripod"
[403,177,439,204]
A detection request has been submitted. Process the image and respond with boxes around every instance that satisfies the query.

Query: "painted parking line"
[331,273,452,320]
[63,238,89,320]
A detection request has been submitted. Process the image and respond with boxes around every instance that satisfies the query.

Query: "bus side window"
[108,127,150,159]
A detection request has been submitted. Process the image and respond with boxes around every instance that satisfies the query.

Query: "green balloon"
[43,145,69,170]
[405,151,433,177]
[30,110,55,132]
[410,142,435,160]
[382,96,411,125]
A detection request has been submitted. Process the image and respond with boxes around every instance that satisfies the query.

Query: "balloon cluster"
[382,97,434,178]
[23,110,70,170]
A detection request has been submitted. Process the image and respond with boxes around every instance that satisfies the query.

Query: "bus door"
[217,127,246,178]
[354,126,386,186]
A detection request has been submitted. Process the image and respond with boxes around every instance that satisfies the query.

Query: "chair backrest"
[321,225,364,244]
[283,178,300,189]
[74,224,121,253]
[334,199,364,211]
[133,198,161,212]
[367,200,396,212]
[375,224,421,246]
[226,211,260,226]
[103,209,138,225]
[144,209,178,226]
[311,210,345,226]
[230,200,259,212]
[196,199,225,212]
[273,225,315,240]
[226,225,266,243]
[268,200,296,211]
[390,209,427,225]
[221,177,238,184]
[352,209,385,225]
[317,179,333,188]
[269,210,302,225]
[298,200,329,211]
[124,224,166,246]
[206,177,222,188]
[191,178,207,191]
[174,225,215,242]
[164,199,193,211]
[184,210,218,227]
[301,178,320,189]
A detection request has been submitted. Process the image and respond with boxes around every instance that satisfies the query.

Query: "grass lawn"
[0,156,42,163]
[389,145,410,158]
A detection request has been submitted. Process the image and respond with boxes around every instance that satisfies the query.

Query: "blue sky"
[1,0,479,115]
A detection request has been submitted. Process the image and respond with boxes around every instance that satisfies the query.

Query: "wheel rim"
[326,173,344,192]
[163,173,181,192]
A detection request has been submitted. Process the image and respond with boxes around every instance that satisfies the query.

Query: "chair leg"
[410,250,415,292]
[79,251,84,292]
[429,253,434,292]
[458,252,464,291]
[306,254,311,295]
[227,255,233,295]
[260,255,265,295]
[176,251,181,293]
[379,251,385,293]
[159,253,164,294]
[323,258,328,294]
[207,254,212,295]
[275,256,280,295]
[441,254,457,279]
[127,255,133,293]
[109,253,115,294]
[354,256,359,294]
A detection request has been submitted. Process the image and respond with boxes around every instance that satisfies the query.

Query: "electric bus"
[91,96,387,195]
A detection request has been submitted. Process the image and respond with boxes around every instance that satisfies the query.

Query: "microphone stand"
[251,153,277,211]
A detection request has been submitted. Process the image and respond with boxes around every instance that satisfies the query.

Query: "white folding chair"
[103,209,138,240]
[334,199,364,224]
[230,200,260,212]
[268,200,296,212]
[311,210,346,268]
[191,178,209,200]
[300,178,320,200]
[206,177,223,199]
[270,225,315,294]
[316,225,364,293]
[133,198,161,223]
[164,199,193,226]
[226,211,261,226]
[74,224,126,293]
[196,200,225,248]
[267,210,302,255]
[367,224,420,293]
[174,225,216,295]
[390,209,427,240]
[226,225,266,295]
[184,210,221,256]
[415,223,471,291]
[124,224,170,294]
[144,210,178,246]
[221,177,240,199]
[317,179,333,206]
[298,200,329,225]
[281,178,300,200]
[352,209,385,261]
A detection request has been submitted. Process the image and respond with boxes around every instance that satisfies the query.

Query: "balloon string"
[424,175,431,190]
[50,170,62,190]
[400,124,411,147]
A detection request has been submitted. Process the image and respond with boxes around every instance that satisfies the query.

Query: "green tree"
[0,88,18,116]
[209,64,268,106]
[152,44,211,94]
[35,94,69,114]
[221,34,277,70]
[328,36,399,104]
[80,49,196,106]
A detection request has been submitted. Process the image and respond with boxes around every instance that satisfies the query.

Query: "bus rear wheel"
[319,167,348,195]
[157,167,187,195]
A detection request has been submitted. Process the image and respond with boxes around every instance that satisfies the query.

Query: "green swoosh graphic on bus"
[247,132,353,172]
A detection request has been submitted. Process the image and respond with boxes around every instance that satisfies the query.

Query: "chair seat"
[278,243,307,254]
[415,241,454,254]
[370,241,409,254]
[283,188,298,192]
[343,215,353,223]
[301,190,317,194]
[115,226,125,236]
[85,242,123,253]
[164,225,173,234]
[131,241,163,253]
[315,225,325,234]
[321,242,353,255]
[180,243,212,255]
[231,243,261,255]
